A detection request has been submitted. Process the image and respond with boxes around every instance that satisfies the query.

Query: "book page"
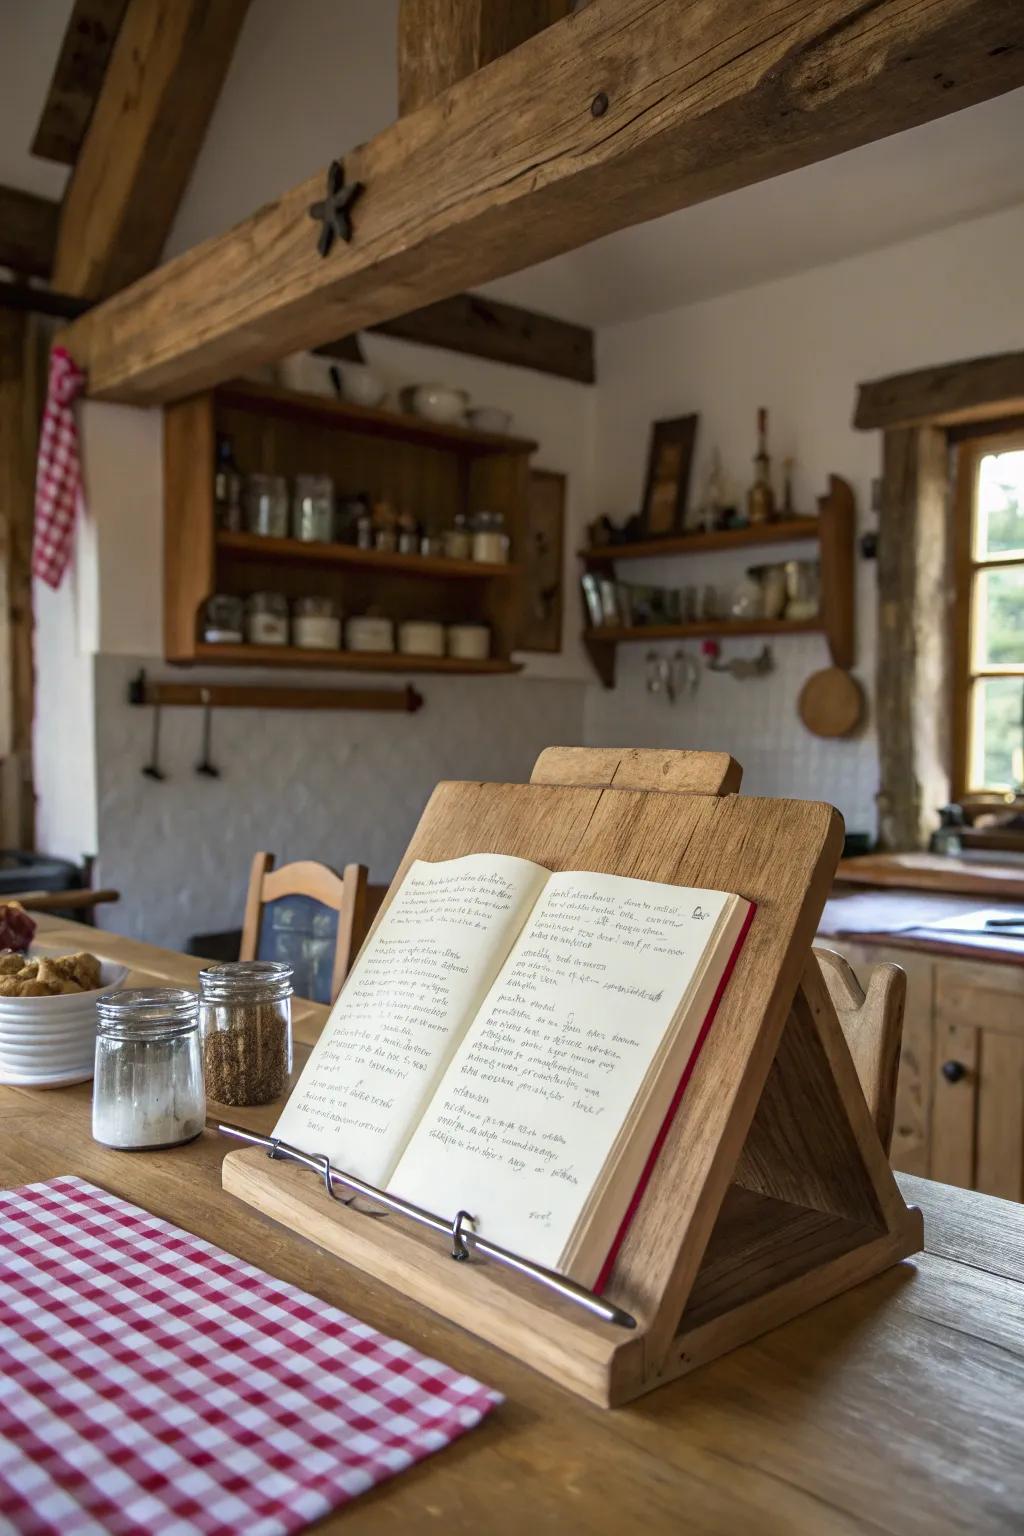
[271,853,550,1186]
[388,871,735,1270]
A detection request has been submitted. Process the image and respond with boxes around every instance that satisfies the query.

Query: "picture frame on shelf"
[639,414,698,538]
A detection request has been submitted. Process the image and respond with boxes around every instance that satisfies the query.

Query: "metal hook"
[195,689,220,778]
[142,704,166,781]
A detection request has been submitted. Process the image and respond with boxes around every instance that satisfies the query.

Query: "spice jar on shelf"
[199,960,293,1107]
[442,513,472,561]
[93,989,205,1151]
[202,594,244,644]
[246,591,289,646]
[292,474,334,543]
[293,595,341,650]
[471,509,510,564]
[245,473,289,538]
[214,435,243,532]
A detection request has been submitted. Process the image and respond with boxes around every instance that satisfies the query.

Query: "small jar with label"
[245,473,289,538]
[293,595,341,650]
[246,591,289,646]
[202,594,244,644]
[292,474,334,543]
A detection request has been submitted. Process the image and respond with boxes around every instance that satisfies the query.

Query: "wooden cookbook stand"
[222,747,923,1408]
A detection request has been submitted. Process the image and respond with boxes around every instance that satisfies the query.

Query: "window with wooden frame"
[952,427,1024,798]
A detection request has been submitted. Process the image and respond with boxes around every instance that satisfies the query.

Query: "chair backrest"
[240,853,369,1004]
[813,945,906,1156]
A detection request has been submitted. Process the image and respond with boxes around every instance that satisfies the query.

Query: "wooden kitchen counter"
[2,918,1022,1533]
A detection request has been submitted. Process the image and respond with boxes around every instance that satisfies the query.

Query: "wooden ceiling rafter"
[0,186,60,279]
[318,292,596,385]
[30,0,131,167]
[52,0,251,301]
[58,0,1024,406]
[397,0,575,115]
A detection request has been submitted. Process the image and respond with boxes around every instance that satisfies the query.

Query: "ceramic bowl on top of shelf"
[467,406,512,436]
[276,351,338,398]
[0,949,128,1087]
[331,360,386,408]
[410,385,469,425]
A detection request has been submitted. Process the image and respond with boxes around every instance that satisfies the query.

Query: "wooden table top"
[3,918,1023,1534]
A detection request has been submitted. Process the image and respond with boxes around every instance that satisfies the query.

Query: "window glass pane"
[969,676,1024,791]
[974,449,1024,560]
[973,565,1024,666]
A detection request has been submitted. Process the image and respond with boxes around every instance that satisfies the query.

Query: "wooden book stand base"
[223,747,923,1407]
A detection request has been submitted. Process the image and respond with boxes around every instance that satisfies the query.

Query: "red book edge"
[594,900,757,1295]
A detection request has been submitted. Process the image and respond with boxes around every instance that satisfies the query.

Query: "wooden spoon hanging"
[798,667,865,738]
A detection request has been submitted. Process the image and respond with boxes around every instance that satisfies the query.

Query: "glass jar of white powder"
[92,989,205,1151]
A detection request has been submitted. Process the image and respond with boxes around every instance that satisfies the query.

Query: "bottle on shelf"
[746,408,775,525]
[214,436,243,532]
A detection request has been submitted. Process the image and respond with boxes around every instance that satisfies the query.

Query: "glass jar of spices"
[202,594,244,644]
[246,591,289,646]
[442,513,472,561]
[293,595,341,650]
[92,988,205,1151]
[245,473,289,538]
[199,961,293,1107]
[292,474,335,543]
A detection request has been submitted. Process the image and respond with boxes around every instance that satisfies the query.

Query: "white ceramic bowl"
[467,406,512,436]
[333,361,386,407]
[0,954,127,1087]
[411,385,468,425]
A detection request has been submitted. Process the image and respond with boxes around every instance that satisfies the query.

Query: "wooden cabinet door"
[933,962,1024,1200]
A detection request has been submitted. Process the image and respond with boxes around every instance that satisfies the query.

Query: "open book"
[273,854,753,1289]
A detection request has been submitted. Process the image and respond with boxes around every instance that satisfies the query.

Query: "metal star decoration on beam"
[309,160,364,258]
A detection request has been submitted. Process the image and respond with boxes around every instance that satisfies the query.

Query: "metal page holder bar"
[218,1123,636,1329]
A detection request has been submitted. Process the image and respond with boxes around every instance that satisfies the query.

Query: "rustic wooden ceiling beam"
[855,351,1024,430]
[398,0,575,115]
[60,0,1024,405]
[52,0,250,301]
[318,293,595,384]
[30,0,130,167]
[0,187,60,280]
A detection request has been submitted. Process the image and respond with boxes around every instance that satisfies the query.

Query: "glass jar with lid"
[471,509,510,564]
[293,595,341,650]
[199,961,293,1107]
[292,474,335,543]
[443,513,472,561]
[203,594,244,644]
[245,473,289,538]
[92,988,205,1151]
[246,591,289,646]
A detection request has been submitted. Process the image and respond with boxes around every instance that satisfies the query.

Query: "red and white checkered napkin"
[0,1176,502,1536]
[32,346,86,590]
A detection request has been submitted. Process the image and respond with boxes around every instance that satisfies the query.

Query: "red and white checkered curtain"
[32,346,86,589]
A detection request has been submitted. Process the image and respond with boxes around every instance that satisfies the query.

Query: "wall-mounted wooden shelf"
[579,516,820,564]
[189,643,522,676]
[216,531,521,581]
[164,383,534,678]
[580,476,854,688]
[216,381,538,457]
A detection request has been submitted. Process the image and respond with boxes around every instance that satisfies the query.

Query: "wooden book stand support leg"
[222,747,923,1408]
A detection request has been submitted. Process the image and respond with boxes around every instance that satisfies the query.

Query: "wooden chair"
[814,945,906,1155]
[240,853,369,1004]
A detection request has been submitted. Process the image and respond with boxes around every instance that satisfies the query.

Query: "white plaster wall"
[93,657,586,951]
[584,201,1024,835]
[166,0,398,259]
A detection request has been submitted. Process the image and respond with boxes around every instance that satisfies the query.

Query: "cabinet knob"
[941,1059,967,1084]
